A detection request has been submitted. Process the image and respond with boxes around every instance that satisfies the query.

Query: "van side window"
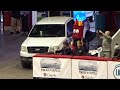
[67,19,74,37]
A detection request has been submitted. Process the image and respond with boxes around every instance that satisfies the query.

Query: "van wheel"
[21,60,31,68]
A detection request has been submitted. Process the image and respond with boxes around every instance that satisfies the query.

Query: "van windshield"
[29,24,65,37]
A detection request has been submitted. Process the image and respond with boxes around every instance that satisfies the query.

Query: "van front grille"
[27,47,49,53]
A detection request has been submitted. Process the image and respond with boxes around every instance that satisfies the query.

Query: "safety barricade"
[33,54,117,79]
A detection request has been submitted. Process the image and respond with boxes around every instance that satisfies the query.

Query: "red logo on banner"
[81,75,85,79]
[44,73,46,76]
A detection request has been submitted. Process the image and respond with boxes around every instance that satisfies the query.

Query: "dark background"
[0,0,119,11]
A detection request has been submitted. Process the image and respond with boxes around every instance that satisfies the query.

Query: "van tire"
[21,60,31,68]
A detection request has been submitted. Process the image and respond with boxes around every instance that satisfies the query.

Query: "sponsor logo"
[44,73,56,77]
[113,64,120,79]
[81,75,93,79]
[78,61,98,75]
[40,58,61,72]
[35,48,40,51]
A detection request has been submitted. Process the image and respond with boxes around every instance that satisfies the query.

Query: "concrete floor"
[0,31,32,79]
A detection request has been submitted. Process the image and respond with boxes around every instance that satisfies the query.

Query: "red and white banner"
[33,55,72,79]
[108,60,120,79]
[33,54,116,79]
[72,56,108,79]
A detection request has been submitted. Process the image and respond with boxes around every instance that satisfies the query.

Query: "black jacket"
[11,11,20,19]
[74,46,85,56]
[56,47,73,55]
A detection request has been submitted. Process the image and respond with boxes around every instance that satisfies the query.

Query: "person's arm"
[99,30,111,39]
[96,30,103,39]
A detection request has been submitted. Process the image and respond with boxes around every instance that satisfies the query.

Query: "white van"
[20,16,74,68]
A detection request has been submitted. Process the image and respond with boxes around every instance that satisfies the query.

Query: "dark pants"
[85,30,91,53]
[85,40,89,53]
[21,15,29,33]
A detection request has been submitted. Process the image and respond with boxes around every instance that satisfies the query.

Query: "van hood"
[22,37,67,47]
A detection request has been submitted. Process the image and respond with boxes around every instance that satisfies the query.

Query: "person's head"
[63,41,69,48]
[114,44,120,50]
[77,40,83,48]
[69,40,74,49]
[105,31,110,36]
[86,18,90,21]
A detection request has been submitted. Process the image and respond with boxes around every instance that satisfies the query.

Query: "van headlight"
[21,46,27,52]
[49,47,54,52]
[54,46,59,51]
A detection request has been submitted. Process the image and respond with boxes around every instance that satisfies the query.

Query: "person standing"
[10,11,21,34]
[84,18,91,53]
[0,11,2,31]
[97,30,112,58]
[83,18,90,39]
[20,11,29,34]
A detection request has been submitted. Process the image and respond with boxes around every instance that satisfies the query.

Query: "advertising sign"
[72,59,107,79]
[108,61,120,79]
[33,57,71,79]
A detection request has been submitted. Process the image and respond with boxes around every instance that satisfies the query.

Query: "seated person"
[69,40,76,54]
[74,40,85,56]
[113,44,120,59]
[55,41,73,55]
